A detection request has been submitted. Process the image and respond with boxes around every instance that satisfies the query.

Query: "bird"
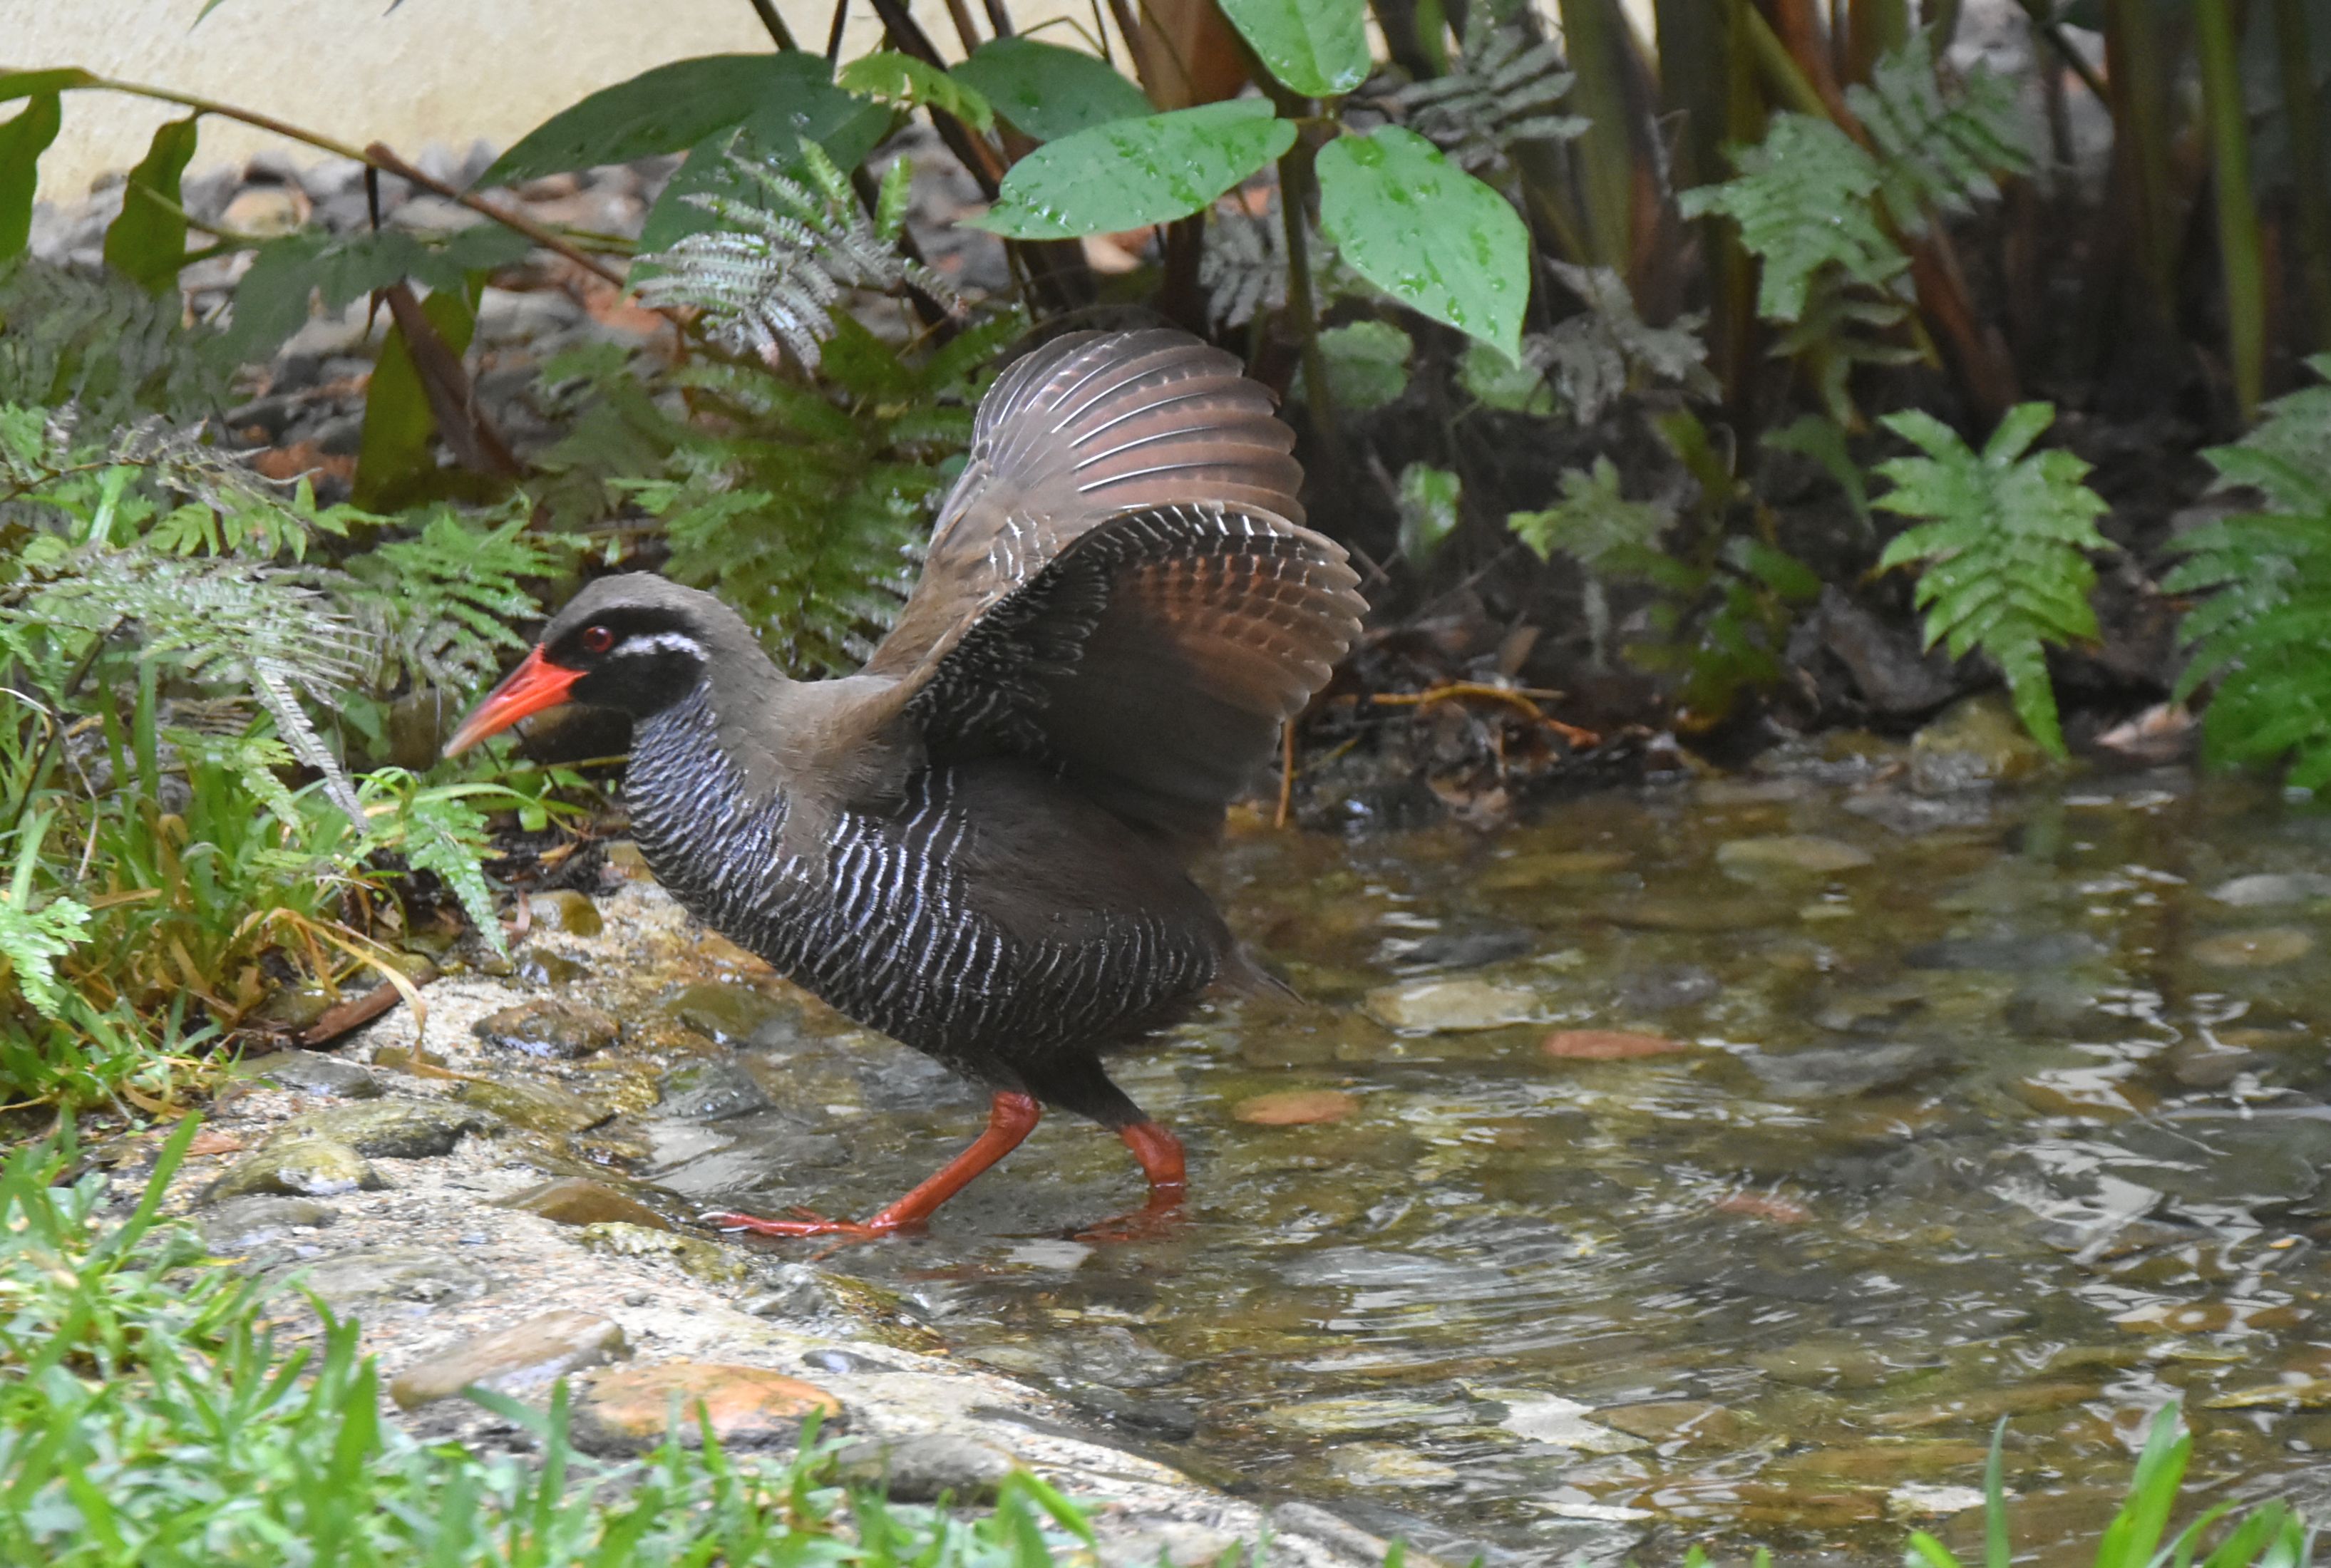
[444,329,1366,1239]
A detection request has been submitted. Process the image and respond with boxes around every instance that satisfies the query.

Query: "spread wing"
[857,329,1363,844]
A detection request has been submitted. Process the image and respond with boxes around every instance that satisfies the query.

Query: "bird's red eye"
[580,625,614,654]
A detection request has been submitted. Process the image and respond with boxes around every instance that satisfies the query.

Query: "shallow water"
[630,757,2331,1564]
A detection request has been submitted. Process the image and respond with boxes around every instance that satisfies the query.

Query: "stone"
[1872,1382,2099,1429]
[602,840,652,880]
[1326,1443,1460,1488]
[205,1136,383,1202]
[2206,1378,2331,1410]
[220,183,311,236]
[1053,1326,1185,1390]
[472,999,619,1059]
[1384,928,1533,970]
[200,1195,336,1250]
[388,1309,629,1409]
[283,1247,495,1317]
[1543,1030,1693,1061]
[513,947,589,986]
[270,1098,498,1159]
[1596,1400,1741,1445]
[830,1434,1016,1502]
[743,1264,843,1318]
[234,1049,384,1098]
[456,1074,610,1133]
[2190,927,2314,967]
[525,888,604,934]
[1715,835,1874,877]
[2208,872,2331,907]
[1233,1089,1359,1125]
[1751,1041,1947,1100]
[655,1060,773,1120]
[1363,978,1541,1033]
[1889,1485,1988,1519]
[1911,693,2049,792]
[577,1222,747,1283]
[1488,1393,1649,1453]
[1265,1395,1448,1435]
[570,1362,844,1454]
[659,982,786,1043]
[495,1176,670,1229]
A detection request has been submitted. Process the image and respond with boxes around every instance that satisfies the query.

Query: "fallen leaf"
[1543,1029,1692,1061]
[1714,1191,1811,1224]
[1233,1089,1359,1125]
[188,1130,247,1157]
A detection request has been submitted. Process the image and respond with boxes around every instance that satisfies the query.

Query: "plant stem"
[2010,0,2108,103]
[1275,131,1336,450]
[2196,0,2265,419]
[2102,0,2178,326]
[2273,0,2331,349]
[2,621,121,842]
[743,0,801,50]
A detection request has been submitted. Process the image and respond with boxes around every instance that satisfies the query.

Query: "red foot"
[704,1207,903,1241]
[1070,1195,1188,1244]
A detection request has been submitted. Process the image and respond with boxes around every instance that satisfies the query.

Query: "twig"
[377,282,525,478]
[362,143,628,289]
[1370,682,1601,747]
[745,0,802,51]
[1275,718,1296,827]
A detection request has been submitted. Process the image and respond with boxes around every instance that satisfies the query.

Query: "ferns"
[0,817,88,1020]
[0,257,226,425]
[1387,26,1586,175]
[1851,34,2032,233]
[1524,262,1717,423]
[339,503,575,693]
[2164,355,2331,785]
[634,142,958,371]
[1875,403,2110,757]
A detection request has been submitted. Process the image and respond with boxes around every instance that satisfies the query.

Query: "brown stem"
[379,282,524,479]
[825,0,853,61]
[362,143,627,289]
[744,0,801,50]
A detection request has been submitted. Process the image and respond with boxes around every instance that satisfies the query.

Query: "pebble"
[1715,835,1874,876]
[494,1176,670,1230]
[1488,1393,1648,1453]
[1910,693,2049,792]
[220,183,312,235]
[456,1073,611,1133]
[1751,1041,1946,1100]
[1326,1443,1460,1488]
[2208,872,2331,907]
[569,1362,844,1454]
[578,1221,747,1283]
[200,1195,337,1250]
[1363,978,1541,1033]
[205,1136,384,1202]
[659,981,786,1043]
[742,1264,843,1319]
[1542,1030,1692,1061]
[1595,1400,1740,1445]
[281,1247,495,1317]
[471,998,620,1058]
[830,1434,1017,1502]
[525,889,604,935]
[1233,1089,1359,1125]
[235,1048,384,1098]
[388,1309,630,1409]
[2189,928,2314,967]
[270,1098,500,1160]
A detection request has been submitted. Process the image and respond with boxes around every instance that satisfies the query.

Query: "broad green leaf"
[353,283,479,512]
[1459,343,1553,413]
[635,96,890,254]
[949,38,1151,143]
[1317,126,1530,361]
[224,225,529,363]
[478,53,853,187]
[0,69,97,105]
[102,115,199,292]
[1397,461,1461,562]
[969,100,1295,239]
[839,50,993,132]
[1216,0,1370,96]
[1307,319,1411,411]
[0,93,62,262]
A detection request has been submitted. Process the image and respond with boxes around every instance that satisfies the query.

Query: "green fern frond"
[339,505,575,693]
[0,258,225,425]
[2163,355,2331,785]
[1523,262,1717,423]
[634,141,959,371]
[1508,458,1671,571]
[1,817,90,1020]
[1875,403,2109,758]
[1848,32,2032,235]
[1679,115,1902,324]
[1389,26,1587,174]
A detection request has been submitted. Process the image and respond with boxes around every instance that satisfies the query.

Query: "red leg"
[709,1091,1041,1241]
[1073,1120,1189,1243]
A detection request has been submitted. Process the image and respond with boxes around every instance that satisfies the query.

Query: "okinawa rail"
[446,329,1366,1239]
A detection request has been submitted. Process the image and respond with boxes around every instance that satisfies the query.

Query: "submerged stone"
[1233,1089,1359,1125]
[1487,1393,1647,1453]
[235,1049,384,1098]
[494,1176,669,1229]
[1750,1041,1947,1100]
[205,1136,384,1202]
[2208,872,2331,907]
[1715,835,1874,877]
[472,998,619,1059]
[2189,927,2314,967]
[831,1435,1016,1503]
[1542,1030,1692,1061]
[570,1362,843,1454]
[1266,1395,1449,1435]
[388,1309,629,1409]
[456,1073,611,1133]
[1596,1401,1740,1445]
[1326,1443,1460,1488]
[270,1097,499,1159]
[1364,978,1541,1033]
[659,981,786,1043]
[526,889,603,935]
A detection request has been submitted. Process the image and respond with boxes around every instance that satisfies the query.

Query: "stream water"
[613,746,2331,1565]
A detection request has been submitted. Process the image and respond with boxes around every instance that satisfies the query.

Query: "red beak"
[443,646,582,758]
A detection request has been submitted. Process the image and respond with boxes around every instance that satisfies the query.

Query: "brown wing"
[863,328,1305,681]
[900,499,1366,844]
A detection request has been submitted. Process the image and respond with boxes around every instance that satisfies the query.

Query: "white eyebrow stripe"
[617,632,707,658]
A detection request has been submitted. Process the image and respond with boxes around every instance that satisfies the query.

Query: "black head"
[445,575,748,755]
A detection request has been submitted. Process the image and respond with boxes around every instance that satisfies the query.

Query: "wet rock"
[602,840,653,880]
[388,1309,629,1409]
[235,1048,384,1098]
[1487,1393,1648,1453]
[513,947,590,985]
[1596,1400,1741,1445]
[1543,1030,1693,1061]
[2189,927,2314,967]
[1905,931,2105,971]
[284,1247,494,1316]
[1872,1381,2098,1429]
[1813,587,1960,716]
[495,1176,669,1230]
[570,1362,844,1453]
[1327,1443,1460,1488]
[1771,1440,1990,1481]
[2209,872,2331,907]
[743,1263,845,1318]
[205,1136,384,1201]
[1890,1484,1987,1520]
[200,1195,336,1250]
[1271,1503,1452,1568]
[1067,1386,1200,1440]
[1364,978,1541,1033]
[1751,1339,1893,1388]
[456,1073,610,1134]
[1383,927,1533,971]
[578,1221,748,1283]
[2206,1378,2331,1410]
[472,999,619,1059]
[656,1060,773,1120]
[1055,1326,1185,1389]
[1843,787,1995,837]
[2111,1113,2331,1210]
[1750,1041,1947,1100]
[527,889,603,936]
[659,981,786,1043]
[1233,1089,1359,1125]
[272,1097,499,1159]
[1911,694,2049,792]
[830,1434,1016,1502]
[1614,964,1720,1011]
[1715,835,1874,877]
[1600,895,1779,932]
[1266,1395,1448,1435]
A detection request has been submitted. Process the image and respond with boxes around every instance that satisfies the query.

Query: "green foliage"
[1311,319,1411,413]
[1508,456,1668,572]
[972,100,1296,239]
[1389,26,1585,175]
[0,92,61,262]
[1848,32,2032,234]
[1875,403,2110,758]
[1525,261,1716,423]
[339,502,576,695]
[1396,461,1461,564]
[101,115,197,292]
[0,1123,1122,1567]
[1215,0,1372,98]
[1317,126,1530,361]
[840,50,995,133]
[0,813,87,1017]
[634,143,955,373]
[1681,113,1901,325]
[2164,355,2331,785]
[0,258,226,425]
[948,39,1150,143]
[225,224,530,365]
